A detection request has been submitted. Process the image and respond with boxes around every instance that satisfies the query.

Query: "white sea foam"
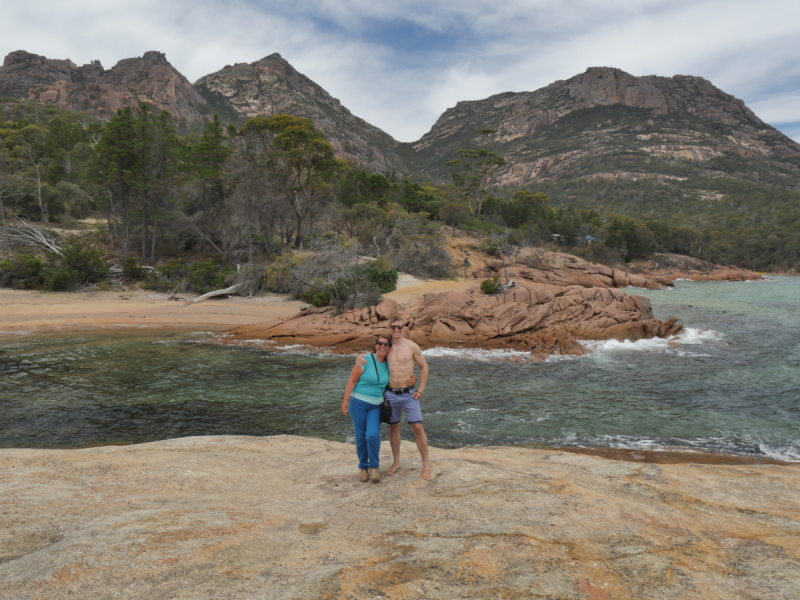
[422,347,533,362]
[758,444,800,462]
[418,326,724,363]
[580,327,723,356]
[675,327,724,344]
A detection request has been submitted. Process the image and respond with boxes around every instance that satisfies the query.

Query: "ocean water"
[1,277,798,460]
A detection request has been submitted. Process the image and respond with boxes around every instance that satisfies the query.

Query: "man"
[357,314,431,480]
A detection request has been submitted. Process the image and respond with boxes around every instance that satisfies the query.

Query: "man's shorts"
[384,388,423,425]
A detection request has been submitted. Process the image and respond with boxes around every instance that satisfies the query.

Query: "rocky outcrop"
[193,53,408,173]
[473,248,762,289]
[1,50,206,122]
[227,281,683,359]
[633,252,764,282]
[2,436,798,599]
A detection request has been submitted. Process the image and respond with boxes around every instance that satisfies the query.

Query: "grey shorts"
[384,389,423,425]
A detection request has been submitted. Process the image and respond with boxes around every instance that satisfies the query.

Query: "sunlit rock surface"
[1,436,798,598]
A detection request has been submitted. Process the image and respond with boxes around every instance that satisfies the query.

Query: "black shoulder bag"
[371,354,392,424]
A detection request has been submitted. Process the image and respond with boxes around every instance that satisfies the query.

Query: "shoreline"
[5,434,797,467]
[2,282,796,468]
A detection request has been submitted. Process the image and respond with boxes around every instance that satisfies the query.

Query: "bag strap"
[370,354,383,386]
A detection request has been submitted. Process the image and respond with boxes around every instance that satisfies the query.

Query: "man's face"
[390,321,404,340]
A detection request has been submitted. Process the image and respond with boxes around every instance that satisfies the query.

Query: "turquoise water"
[1,277,798,460]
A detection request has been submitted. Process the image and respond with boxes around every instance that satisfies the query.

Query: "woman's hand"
[405,374,418,387]
[342,363,363,417]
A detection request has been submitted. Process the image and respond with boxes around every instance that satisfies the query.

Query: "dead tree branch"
[8,218,63,255]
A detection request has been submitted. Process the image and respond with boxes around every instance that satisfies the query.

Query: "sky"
[1,0,799,143]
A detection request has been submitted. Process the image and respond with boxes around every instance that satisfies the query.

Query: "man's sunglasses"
[375,341,391,347]
[390,325,403,330]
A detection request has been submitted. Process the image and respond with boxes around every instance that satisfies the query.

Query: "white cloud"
[1,0,799,143]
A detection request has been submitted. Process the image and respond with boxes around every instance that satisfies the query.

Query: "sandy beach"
[0,274,469,333]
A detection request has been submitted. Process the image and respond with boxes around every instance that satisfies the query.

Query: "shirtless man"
[357,314,431,480]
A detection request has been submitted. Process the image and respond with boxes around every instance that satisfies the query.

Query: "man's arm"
[411,344,429,400]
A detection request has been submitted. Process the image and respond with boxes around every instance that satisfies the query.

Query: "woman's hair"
[373,333,392,348]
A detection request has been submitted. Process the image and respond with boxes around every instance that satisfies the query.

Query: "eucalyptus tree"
[445,147,506,218]
[239,114,343,248]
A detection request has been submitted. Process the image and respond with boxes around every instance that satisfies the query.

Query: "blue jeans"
[349,396,381,469]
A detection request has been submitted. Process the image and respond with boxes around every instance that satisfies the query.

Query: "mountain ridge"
[2,48,799,191]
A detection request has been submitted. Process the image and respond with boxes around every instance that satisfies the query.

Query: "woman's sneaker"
[369,468,381,483]
[359,469,369,483]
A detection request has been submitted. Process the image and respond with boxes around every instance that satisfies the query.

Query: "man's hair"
[389,314,404,326]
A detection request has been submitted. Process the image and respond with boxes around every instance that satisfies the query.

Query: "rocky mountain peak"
[194,54,405,172]
[141,51,169,65]
[0,49,204,122]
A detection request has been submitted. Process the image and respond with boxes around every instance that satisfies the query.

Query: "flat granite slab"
[1,436,798,599]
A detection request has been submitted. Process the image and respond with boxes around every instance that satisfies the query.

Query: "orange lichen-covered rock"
[227,280,681,358]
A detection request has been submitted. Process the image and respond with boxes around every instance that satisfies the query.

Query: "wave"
[418,326,724,364]
[422,347,534,362]
[550,433,800,462]
[582,327,723,356]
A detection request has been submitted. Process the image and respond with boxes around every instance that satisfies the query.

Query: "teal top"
[352,354,389,405]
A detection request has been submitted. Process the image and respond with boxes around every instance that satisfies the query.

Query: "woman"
[341,334,393,484]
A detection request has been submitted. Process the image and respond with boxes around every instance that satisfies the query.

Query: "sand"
[0,275,470,333]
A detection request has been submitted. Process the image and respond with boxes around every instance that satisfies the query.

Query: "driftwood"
[8,218,63,255]
[186,284,241,306]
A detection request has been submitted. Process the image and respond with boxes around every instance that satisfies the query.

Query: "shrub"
[187,258,235,294]
[265,253,300,293]
[0,254,44,288]
[301,288,332,307]
[122,257,147,281]
[361,257,397,293]
[481,278,499,294]
[41,242,108,291]
[148,257,235,293]
[391,237,451,279]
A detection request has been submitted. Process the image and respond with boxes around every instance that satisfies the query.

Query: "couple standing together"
[341,315,431,482]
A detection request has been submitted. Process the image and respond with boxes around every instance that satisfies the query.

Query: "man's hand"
[355,354,366,367]
[412,390,423,400]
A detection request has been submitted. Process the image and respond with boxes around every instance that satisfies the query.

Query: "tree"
[240,115,342,248]
[88,104,179,263]
[293,236,380,312]
[136,106,179,264]
[88,106,139,260]
[445,147,506,217]
[8,125,52,222]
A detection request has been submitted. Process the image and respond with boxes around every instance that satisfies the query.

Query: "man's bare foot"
[421,465,431,481]
[387,463,401,476]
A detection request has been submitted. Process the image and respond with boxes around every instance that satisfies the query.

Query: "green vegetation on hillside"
[2,97,798,308]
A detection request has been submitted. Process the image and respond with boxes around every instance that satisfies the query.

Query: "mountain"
[409,67,800,188]
[0,50,206,123]
[193,53,411,173]
[4,50,800,197]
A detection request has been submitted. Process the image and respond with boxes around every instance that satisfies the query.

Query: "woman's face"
[375,338,391,356]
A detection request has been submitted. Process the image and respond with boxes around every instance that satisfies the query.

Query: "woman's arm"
[342,364,364,415]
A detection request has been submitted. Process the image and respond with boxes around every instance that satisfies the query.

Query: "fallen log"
[186,284,241,305]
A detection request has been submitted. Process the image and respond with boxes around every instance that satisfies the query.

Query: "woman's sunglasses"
[375,341,391,347]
